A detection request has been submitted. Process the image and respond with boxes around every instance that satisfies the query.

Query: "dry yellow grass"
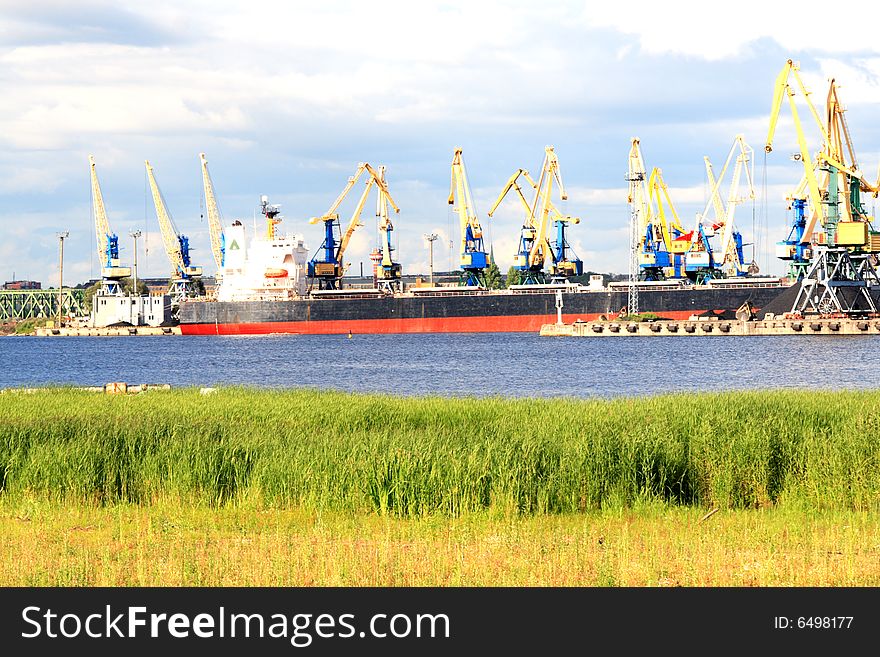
[2,500,878,586]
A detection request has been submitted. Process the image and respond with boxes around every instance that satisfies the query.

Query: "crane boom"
[784,89,826,240]
[488,169,533,218]
[88,156,130,292]
[766,59,828,154]
[704,157,727,224]
[145,161,186,276]
[89,155,114,270]
[145,160,202,304]
[489,168,573,228]
[199,153,225,272]
[527,147,561,267]
[337,177,375,268]
[647,168,684,241]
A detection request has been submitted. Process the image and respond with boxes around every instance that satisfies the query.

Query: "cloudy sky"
[2,0,880,285]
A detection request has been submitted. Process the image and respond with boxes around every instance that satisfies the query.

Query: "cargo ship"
[176,201,792,334]
[178,283,788,335]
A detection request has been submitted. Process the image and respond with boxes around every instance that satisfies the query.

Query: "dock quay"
[0,383,172,395]
[34,326,181,337]
[540,316,880,337]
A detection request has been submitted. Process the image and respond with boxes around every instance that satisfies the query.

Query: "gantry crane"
[89,156,131,294]
[626,139,686,281]
[488,167,536,281]
[765,59,880,314]
[448,148,489,286]
[695,135,756,279]
[375,165,402,290]
[651,160,720,284]
[487,147,581,284]
[308,162,399,290]
[145,160,203,305]
[529,147,581,281]
[199,153,225,276]
[541,148,582,280]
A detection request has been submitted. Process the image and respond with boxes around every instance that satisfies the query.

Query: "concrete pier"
[34,326,181,336]
[540,316,880,337]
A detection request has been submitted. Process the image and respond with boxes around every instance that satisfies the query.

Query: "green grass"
[1,388,879,515]
[616,312,661,322]
[0,319,40,335]
[13,319,40,335]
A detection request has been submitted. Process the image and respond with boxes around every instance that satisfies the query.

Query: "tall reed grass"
[0,388,877,515]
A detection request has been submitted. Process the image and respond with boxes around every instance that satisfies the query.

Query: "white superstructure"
[217,220,309,301]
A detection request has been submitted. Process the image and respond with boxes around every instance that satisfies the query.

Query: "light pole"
[130,230,142,295]
[57,231,69,327]
[424,233,439,286]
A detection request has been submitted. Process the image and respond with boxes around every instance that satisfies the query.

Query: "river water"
[1,333,878,397]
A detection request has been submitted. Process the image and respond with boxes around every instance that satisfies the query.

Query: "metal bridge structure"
[0,289,86,322]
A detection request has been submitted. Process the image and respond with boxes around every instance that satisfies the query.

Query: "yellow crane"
[145,160,203,304]
[487,146,580,283]
[488,167,542,281]
[448,148,489,286]
[89,156,130,294]
[199,153,225,275]
[765,59,880,314]
[308,162,399,290]
[529,147,567,276]
[765,59,879,250]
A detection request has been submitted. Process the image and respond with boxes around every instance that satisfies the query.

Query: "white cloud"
[583,3,880,60]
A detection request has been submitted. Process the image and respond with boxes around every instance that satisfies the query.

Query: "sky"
[3,0,880,285]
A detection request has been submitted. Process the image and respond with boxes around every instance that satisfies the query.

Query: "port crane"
[694,135,756,279]
[487,146,581,284]
[627,139,686,281]
[765,59,880,314]
[649,169,692,275]
[145,160,203,305]
[199,153,225,276]
[530,147,581,281]
[308,162,399,290]
[488,167,534,280]
[375,165,402,291]
[89,156,131,294]
[448,148,489,286]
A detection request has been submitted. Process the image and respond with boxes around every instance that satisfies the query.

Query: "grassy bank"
[1,388,879,514]
[0,319,39,335]
[1,501,878,586]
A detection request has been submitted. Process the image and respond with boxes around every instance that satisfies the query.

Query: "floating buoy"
[347,330,353,339]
